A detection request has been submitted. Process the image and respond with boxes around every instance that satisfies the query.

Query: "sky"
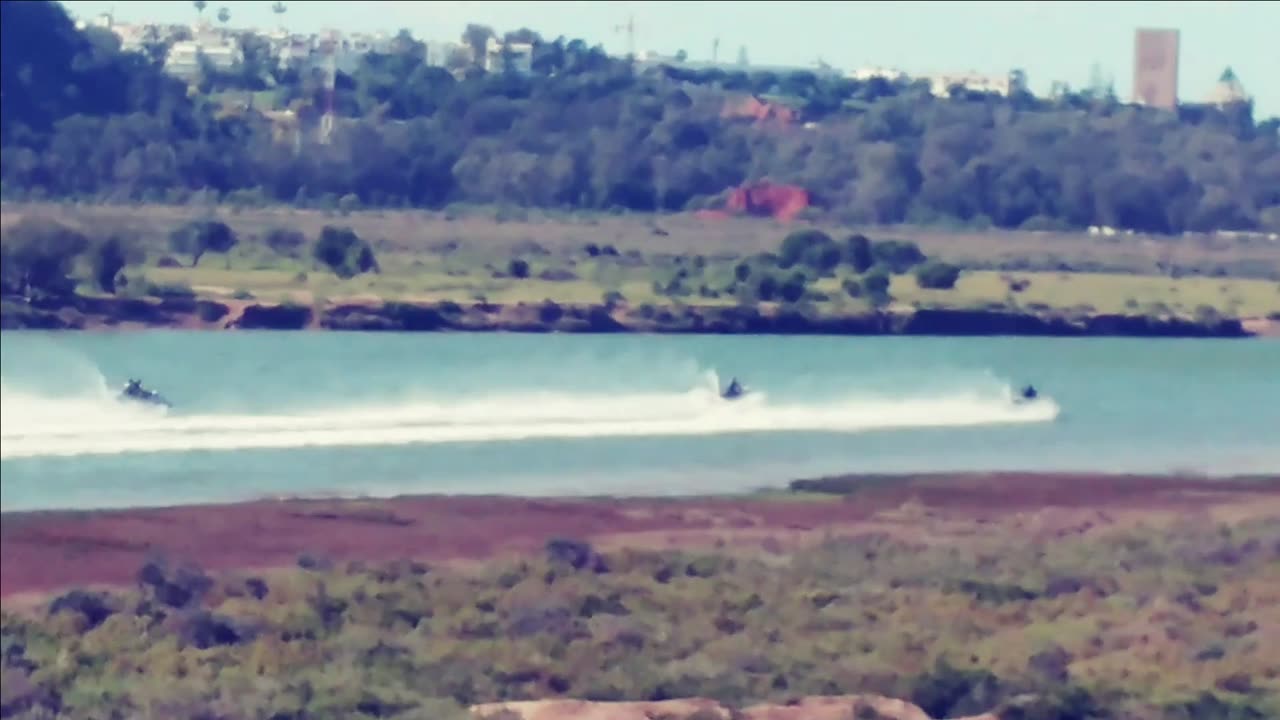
[61,0,1280,120]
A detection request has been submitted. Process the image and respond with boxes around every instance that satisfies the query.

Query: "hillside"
[1,0,1278,235]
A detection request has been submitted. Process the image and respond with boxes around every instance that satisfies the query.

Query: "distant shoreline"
[2,294,1269,338]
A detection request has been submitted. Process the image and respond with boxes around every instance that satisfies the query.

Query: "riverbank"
[1,294,1264,337]
[4,471,1276,599]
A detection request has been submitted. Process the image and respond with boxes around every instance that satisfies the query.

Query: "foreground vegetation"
[2,508,1276,719]
[2,0,1278,235]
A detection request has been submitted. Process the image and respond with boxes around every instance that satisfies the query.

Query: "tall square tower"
[1133,28,1180,110]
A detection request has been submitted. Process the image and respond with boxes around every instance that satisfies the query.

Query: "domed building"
[1207,67,1250,107]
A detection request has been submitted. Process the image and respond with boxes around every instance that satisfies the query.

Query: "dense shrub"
[914,260,963,290]
[313,225,379,279]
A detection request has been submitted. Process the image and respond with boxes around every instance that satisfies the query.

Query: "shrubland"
[3,515,1276,719]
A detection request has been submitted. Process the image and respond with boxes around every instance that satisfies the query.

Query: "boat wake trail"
[0,370,1060,460]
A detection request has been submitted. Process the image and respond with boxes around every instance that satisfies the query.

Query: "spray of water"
[0,366,1059,460]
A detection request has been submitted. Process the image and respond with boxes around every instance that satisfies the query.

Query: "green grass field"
[128,243,1280,319]
[890,271,1280,317]
[6,201,1279,318]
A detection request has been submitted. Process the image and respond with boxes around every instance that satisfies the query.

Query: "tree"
[193,0,207,19]
[778,229,834,269]
[216,6,230,26]
[0,218,89,300]
[843,234,873,273]
[914,260,962,290]
[862,268,892,308]
[313,225,379,279]
[841,277,862,298]
[463,24,495,68]
[89,235,134,294]
[871,240,926,274]
[168,220,237,267]
[779,271,807,303]
[264,227,306,258]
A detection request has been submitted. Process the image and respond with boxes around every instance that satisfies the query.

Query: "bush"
[914,260,962,290]
[803,242,842,276]
[48,590,114,630]
[862,269,892,307]
[751,271,779,303]
[508,258,530,279]
[312,225,379,279]
[910,658,1002,719]
[779,271,808,303]
[778,229,835,269]
[1194,304,1223,324]
[871,239,926,273]
[842,278,863,298]
[538,300,563,324]
[264,227,307,257]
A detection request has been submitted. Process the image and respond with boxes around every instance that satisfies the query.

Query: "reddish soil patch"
[2,473,1276,599]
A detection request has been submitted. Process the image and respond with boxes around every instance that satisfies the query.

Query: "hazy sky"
[62,0,1279,119]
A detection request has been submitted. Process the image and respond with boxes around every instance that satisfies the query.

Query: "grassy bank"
[4,202,1278,323]
[139,261,1280,320]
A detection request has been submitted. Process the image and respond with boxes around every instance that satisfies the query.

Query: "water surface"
[2,332,1276,511]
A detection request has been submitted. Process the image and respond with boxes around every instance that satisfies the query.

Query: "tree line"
[0,216,378,302]
[2,0,1277,235]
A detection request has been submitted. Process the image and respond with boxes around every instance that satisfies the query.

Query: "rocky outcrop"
[471,694,947,720]
[0,295,1255,338]
[0,296,230,330]
[231,303,312,330]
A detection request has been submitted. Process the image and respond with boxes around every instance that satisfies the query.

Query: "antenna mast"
[613,14,635,61]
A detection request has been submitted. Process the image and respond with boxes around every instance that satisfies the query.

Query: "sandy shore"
[3,472,1277,600]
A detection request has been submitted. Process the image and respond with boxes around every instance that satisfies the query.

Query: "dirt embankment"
[3,473,1276,600]
[0,294,1256,338]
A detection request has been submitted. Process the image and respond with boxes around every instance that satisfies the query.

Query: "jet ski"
[721,378,748,401]
[120,378,172,409]
[1013,384,1038,404]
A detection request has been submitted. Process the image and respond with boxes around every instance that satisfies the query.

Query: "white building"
[483,37,533,74]
[925,70,1023,98]
[848,66,907,83]
[165,39,243,78]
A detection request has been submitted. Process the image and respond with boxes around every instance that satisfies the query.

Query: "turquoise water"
[2,331,1278,512]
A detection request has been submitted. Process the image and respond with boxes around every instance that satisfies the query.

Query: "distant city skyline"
[60,0,1279,119]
